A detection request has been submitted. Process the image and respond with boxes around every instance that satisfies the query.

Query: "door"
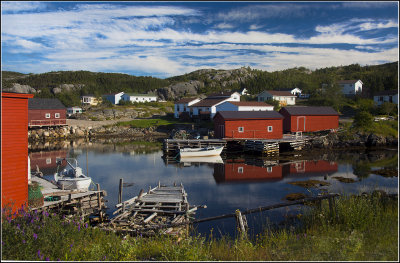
[297,116,306,132]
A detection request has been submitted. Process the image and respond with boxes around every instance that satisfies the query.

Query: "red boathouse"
[1,92,34,211]
[28,98,67,127]
[214,111,284,139]
[279,106,339,133]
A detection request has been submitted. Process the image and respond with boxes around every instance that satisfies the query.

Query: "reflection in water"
[29,142,398,238]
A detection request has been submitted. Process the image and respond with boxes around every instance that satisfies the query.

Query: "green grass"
[2,193,397,261]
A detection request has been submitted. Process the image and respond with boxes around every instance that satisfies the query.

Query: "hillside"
[1,62,398,107]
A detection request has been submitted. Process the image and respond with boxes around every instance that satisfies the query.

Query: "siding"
[1,93,33,211]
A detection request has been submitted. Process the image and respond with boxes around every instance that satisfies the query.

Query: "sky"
[1,1,399,78]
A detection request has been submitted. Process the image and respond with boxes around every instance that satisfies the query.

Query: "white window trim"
[268,126,273,132]
[55,113,60,118]
[45,113,50,118]
[238,127,244,133]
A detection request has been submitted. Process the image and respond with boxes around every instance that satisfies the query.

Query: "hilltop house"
[103,92,124,105]
[373,90,398,106]
[174,97,201,119]
[189,91,241,120]
[337,80,363,96]
[257,90,296,106]
[28,98,67,127]
[121,93,157,103]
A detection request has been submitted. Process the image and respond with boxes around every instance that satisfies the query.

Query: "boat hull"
[179,146,224,157]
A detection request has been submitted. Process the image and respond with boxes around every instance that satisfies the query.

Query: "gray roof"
[28,98,66,110]
[215,111,284,120]
[280,106,338,116]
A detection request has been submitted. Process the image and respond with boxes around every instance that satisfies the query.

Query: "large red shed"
[28,98,67,127]
[279,106,339,133]
[213,111,284,139]
[1,92,34,211]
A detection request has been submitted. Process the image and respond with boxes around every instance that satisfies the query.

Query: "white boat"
[179,155,224,164]
[179,146,224,157]
[54,158,92,191]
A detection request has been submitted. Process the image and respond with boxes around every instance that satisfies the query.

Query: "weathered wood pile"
[101,183,197,237]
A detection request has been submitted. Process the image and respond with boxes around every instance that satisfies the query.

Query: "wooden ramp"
[101,183,197,236]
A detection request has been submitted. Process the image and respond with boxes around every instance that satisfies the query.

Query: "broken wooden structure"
[100,182,201,237]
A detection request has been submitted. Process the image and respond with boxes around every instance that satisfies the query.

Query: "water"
[29,141,398,238]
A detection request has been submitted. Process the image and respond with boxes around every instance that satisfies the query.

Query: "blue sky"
[1,1,398,78]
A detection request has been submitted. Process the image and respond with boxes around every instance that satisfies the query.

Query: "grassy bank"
[2,193,398,261]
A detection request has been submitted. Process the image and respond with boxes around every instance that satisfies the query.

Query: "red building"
[28,98,67,127]
[279,106,339,133]
[1,92,34,211]
[213,111,284,139]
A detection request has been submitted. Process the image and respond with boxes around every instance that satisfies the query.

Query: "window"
[55,113,60,118]
[45,113,50,118]
[238,127,244,133]
[267,126,273,132]
[238,167,244,173]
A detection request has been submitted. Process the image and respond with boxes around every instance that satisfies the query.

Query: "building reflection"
[29,149,68,175]
[213,158,338,184]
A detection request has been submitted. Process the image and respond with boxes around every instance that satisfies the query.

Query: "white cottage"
[337,80,363,96]
[373,90,398,106]
[257,90,296,106]
[216,101,274,112]
[121,93,157,103]
[174,97,201,118]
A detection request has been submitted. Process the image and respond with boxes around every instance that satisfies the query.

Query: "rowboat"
[54,158,92,190]
[179,146,224,157]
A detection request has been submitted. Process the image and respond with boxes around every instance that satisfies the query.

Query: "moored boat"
[179,146,224,157]
[54,158,92,191]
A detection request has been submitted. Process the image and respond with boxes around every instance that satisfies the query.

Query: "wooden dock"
[30,175,107,220]
[101,183,199,237]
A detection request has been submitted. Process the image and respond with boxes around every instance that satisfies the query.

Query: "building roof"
[123,93,157,97]
[190,98,227,107]
[263,90,295,97]
[228,101,273,107]
[28,98,66,110]
[215,111,284,120]
[175,97,199,104]
[374,90,398,96]
[337,80,362,84]
[280,106,338,116]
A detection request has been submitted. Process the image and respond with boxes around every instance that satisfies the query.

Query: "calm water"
[29,141,398,238]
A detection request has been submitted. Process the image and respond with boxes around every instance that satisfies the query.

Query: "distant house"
[373,90,398,106]
[66,106,83,117]
[121,93,157,103]
[257,90,296,106]
[216,101,274,112]
[2,92,34,212]
[81,94,101,106]
[174,97,201,118]
[189,91,241,119]
[279,106,339,133]
[337,80,363,96]
[28,98,67,127]
[213,111,284,139]
[103,92,124,105]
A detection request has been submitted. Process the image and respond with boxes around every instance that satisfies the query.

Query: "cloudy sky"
[1,1,398,78]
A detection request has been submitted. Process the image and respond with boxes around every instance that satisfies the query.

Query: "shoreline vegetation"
[2,192,398,261]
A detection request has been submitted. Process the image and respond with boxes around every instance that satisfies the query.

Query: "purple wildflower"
[33,233,38,240]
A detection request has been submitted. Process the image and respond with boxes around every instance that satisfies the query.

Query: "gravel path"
[66,117,134,128]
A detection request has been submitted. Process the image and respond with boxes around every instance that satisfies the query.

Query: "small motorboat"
[179,146,224,157]
[54,158,92,191]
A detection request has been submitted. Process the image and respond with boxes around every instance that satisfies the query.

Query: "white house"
[174,97,201,118]
[373,90,398,106]
[66,106,83,117]
[103,92,124,105]
[121,93,157,103]
[189,92,241,119]
[337,80,363,96]
[216,101,274,112]
[257,90,296,106]
[81,94,101,106]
